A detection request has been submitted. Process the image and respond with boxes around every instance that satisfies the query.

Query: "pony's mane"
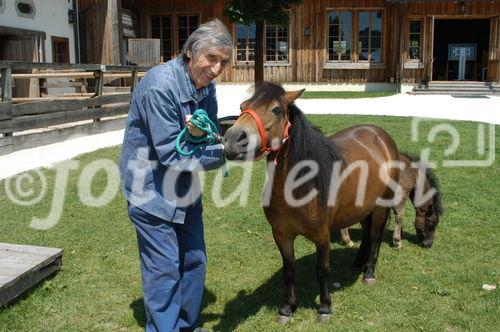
[287,103,344,204]
[400,152,444,216]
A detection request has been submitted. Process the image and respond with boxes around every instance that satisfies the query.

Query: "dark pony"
[224,81,401,322]
[339,152,444,248]
[394,152,444,248]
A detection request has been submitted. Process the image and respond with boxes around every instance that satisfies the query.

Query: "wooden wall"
[0,31,44,97]
[78,0,124,65]
[400,0,500,83]
[77,0,500,83]
[488,16,500,82]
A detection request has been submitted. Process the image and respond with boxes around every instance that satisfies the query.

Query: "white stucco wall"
[0,0,76,63]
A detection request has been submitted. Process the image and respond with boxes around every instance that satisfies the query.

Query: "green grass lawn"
[0,115,499,331]
[300,91,396,99]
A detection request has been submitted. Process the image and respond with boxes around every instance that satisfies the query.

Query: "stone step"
[409,90,497,96]
[426,85,494,89]
[411,81,500,95]
[417,87,495,92]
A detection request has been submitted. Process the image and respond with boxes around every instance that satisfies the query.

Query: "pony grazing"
[223,82,401,322]
[339,152,444,249]
[393,152,443,248]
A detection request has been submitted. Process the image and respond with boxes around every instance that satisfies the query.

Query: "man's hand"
[185,115,205,137]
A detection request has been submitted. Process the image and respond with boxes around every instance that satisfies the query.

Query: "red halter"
[240,109,291,162]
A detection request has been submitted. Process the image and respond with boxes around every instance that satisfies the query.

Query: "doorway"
[432,19,490,81]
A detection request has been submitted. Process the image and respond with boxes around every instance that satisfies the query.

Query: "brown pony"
[223,82,400,322]
[339,152,444,249]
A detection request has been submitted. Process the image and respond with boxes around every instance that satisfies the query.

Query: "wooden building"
[0,0,78,97]
[76,0,500,89]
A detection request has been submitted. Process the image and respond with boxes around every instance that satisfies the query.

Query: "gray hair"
[181,18,233,62]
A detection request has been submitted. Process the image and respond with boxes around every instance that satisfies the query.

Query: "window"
[408,19,423,60]
[15,0,35,18]
[328,11,352,61]
[265,25,289,62]
[236,24,256,62]
[177,15,199,54]
[151,14,199,62]
[236,23,290,64]
[326,10,383,64]
[52,37,69,63]
[358,11,382,62]
[152,16,173,61]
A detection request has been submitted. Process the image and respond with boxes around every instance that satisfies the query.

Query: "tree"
[224,0,303,83]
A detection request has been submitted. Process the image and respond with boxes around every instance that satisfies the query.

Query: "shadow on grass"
[130,298,146,328]
[213,246,359,331]
[130,287,218,328]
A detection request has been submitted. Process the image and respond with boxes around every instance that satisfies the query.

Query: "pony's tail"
[400,152,444,216]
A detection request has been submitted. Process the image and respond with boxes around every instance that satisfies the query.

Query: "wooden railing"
[0,61,150,156]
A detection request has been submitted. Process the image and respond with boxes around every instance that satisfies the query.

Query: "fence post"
[131,68,138,93]
[93,67,104,122]
[0,66,13,138]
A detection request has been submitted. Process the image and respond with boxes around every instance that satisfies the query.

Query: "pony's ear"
[284,89,305,104]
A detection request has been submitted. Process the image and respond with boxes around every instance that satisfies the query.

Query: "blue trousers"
[128,203,206,332]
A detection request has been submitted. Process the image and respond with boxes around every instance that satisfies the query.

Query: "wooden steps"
[0,242,63,307]
[410,81,500,96]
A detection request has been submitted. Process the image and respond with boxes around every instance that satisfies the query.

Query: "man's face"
[186,47,231,89]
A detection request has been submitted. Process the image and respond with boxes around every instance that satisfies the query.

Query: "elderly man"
[119,19,232,332]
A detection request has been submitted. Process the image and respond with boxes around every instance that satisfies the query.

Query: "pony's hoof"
[345,240,354,248]
[276,314,291,324]
[363,277,377,285]
[317,313,331,322]
[393,241,402,249]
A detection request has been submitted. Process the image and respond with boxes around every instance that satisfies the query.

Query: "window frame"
[234,21,292,67]
[327,11,353,62]
[265,24,291,65]
[176,14,200,56]
[405,16,425,67]
[325,7,386,69]
[51,36,70,64]
[235,23,256,65]
[148,12,201,62]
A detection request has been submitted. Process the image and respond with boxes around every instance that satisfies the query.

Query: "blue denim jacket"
[119,57,224,224]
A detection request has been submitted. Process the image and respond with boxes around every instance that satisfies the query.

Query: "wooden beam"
[0,26,46,38]
[0,136,13,156]
[0,61,149,72]
[8,72,145,80]
[0,119,14,134]
[1,67,12,102]
[0,243,62,307]
[12,72,95,79]
[10,116,126,152]
[1,104,129,134]
[13,94,131,116]
[0,102,12,121]
[94,71,104,96]
[101,0,123,65]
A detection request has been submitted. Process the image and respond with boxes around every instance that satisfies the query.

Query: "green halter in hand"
[175,108,227,176]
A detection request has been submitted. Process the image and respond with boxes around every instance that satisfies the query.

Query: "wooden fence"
[0,61,149,156]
